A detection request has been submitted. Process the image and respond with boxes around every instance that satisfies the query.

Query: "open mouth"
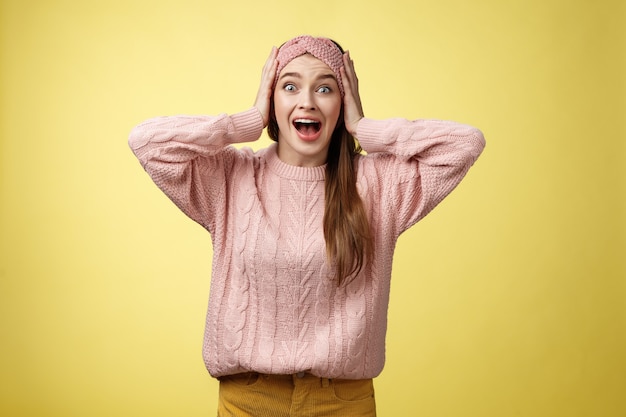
[293,119,321,136]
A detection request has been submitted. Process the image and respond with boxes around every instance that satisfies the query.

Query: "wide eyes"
[282,83,332,94]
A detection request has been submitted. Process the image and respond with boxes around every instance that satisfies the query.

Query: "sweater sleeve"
[356,117,485,234]
[128,107,264,232]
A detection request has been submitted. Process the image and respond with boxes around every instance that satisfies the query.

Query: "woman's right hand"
[254,46,278,127]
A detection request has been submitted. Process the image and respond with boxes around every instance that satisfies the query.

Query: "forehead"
[279,54,335,77]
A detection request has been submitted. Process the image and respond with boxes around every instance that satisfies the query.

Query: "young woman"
[129,35,485,416]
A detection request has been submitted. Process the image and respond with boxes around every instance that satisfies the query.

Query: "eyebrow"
[278,72,337,82]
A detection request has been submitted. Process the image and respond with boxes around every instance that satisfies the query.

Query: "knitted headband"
[275,35,345,97]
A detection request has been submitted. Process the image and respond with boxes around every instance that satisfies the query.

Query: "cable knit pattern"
[128,107,485,379]
[275,35,345,96]
[222,161,255,366]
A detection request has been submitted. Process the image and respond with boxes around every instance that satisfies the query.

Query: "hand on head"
[254,46,278,127]
[340,51,364,136]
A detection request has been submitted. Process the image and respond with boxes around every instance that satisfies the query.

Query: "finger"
[341,59,361,103]
[340,68,363,116]
[342,53,357,90]
[254,47,279,126]
[262,47,278,79]
[340,62,364,124]
[260,48,278,94]
[340,66,353,98]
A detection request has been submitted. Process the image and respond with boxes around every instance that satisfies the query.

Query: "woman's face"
[273,54,342,167]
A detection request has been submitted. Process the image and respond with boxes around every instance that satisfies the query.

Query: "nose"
[298,89,316,110]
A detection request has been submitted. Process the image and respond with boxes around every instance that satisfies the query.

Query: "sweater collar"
[265,143,327,181]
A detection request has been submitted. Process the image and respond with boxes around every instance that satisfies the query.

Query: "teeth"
[294,119,318,124]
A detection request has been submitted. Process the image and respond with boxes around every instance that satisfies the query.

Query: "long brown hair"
[267,44,373,284]
[323,118,373,284]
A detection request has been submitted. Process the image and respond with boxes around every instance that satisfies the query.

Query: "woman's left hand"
[341,51,364,136]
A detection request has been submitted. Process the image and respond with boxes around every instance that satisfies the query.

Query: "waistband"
[219,371,366,388]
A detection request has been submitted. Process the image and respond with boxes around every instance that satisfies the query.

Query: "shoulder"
[216,143,278,175]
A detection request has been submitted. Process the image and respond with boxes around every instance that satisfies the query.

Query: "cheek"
[325,103,342,131]
[273,95,291,121]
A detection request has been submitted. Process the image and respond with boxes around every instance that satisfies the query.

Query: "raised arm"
[342,50,485,232]
[128,109,264,231]
[128,47,279,231]
[356,117,485,234]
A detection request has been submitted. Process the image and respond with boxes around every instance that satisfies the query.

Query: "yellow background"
[1,0,624,415]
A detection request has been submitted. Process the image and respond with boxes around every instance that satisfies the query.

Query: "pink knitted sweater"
[129,108,485,379]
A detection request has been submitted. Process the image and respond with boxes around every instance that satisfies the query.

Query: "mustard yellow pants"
[217,372,377,416]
